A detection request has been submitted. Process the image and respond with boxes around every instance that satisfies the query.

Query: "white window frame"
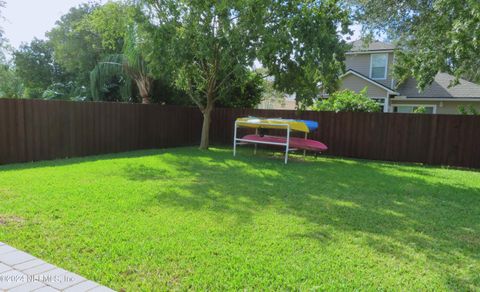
[393,104,437,114]
[370,53,388,80]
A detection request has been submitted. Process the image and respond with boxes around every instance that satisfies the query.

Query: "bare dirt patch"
[0,214,25,226]
[0,188,17,199]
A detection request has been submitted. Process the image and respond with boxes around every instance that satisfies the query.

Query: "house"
[340,40,480,114]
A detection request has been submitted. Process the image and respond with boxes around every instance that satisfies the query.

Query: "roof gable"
[340,70,399,95]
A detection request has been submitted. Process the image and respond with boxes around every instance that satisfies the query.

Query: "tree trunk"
[198,70,217,150]
[199,106,213,150]
[141,97,151,104]
[137,77,151,104]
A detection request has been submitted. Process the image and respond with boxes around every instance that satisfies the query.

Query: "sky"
[2,0,104,48]
[2,0,361,49]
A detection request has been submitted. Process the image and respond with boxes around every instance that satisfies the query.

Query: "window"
[370,54,388,80]
[393,105,436,114]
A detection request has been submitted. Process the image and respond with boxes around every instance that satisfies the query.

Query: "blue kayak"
[297,120,318,131]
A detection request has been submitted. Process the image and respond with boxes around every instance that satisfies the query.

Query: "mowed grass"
[0,147,479,290]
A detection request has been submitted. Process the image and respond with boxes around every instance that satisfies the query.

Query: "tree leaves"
[13,39,64,98]
[47,3,111,89]
[140,0,351,147]
[257,0,351,106]
[142,0,350,106]
[350,0,480,87]
[312,87,381,112]
[90,28,154,103]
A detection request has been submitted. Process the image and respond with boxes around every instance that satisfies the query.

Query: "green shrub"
[413,106,427,114]
[313,87,381,112]
[458,105,479,115]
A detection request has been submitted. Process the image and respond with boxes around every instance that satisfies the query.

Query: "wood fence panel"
[208,107,480,168]
[0,99,479,168]
[0,100,14,164]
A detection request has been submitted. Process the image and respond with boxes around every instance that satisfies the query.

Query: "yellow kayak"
[236,117,310,133]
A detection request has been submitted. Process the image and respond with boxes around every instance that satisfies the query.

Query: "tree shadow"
[122,148,480,290]
[0,149,167,172]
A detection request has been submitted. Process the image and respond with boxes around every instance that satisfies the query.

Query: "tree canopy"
[349,0,480,87]
[40,2,146,101]
[80,1,134,53]
[13,39,63,98]
[46,3,111,91]
[140,0,351,148]
[257,0,350,104]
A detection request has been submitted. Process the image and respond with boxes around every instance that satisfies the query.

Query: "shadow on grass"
[1,146,479,289]
[122,148,480,290]
[0,149,168,172]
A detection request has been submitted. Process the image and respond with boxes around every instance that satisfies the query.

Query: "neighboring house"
[257,96,296,110]
[340,40,480,114]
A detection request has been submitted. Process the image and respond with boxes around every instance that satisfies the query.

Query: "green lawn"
[0,147,479,290]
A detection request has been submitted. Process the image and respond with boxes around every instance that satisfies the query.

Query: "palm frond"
[90,26,153,102]
[90,54,132,101]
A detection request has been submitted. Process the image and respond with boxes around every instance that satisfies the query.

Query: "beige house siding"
[342,42,480,114]
[345,52,394,88]
[391,100,480,114]
[340,74,389,97]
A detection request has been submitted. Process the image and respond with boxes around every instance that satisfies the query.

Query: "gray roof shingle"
[397,73,480,99]
[348,40,395,52]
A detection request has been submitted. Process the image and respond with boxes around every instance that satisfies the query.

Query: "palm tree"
[90,29,153,104]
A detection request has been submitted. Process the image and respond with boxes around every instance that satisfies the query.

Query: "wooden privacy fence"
[0,99,202,165]
[210,108,480,169]
[1,98,480,168]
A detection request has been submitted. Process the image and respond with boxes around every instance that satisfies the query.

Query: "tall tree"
[47,3,107,92]
[141,0,350,149]
[13,39,63,98]
[349,0,480,87]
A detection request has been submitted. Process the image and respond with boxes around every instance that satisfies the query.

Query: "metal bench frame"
[233,120,292,164]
